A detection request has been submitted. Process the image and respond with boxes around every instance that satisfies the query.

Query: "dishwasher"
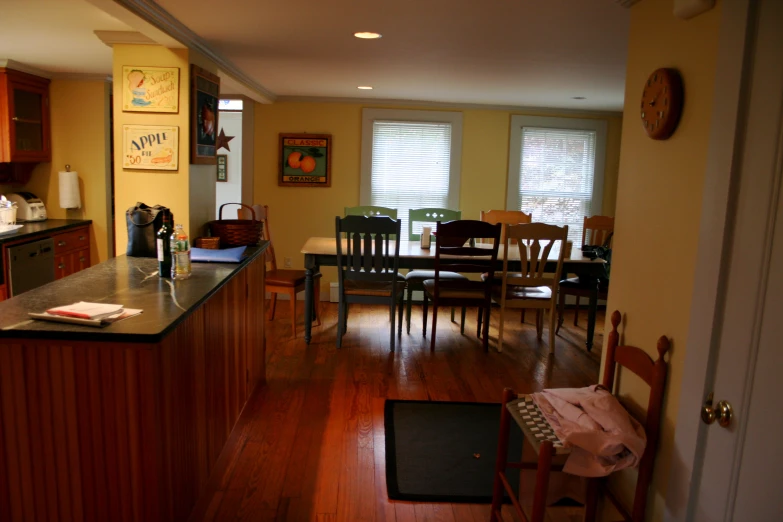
[8,237,55,297]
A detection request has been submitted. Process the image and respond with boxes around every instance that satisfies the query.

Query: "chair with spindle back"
[335,215,405,351]
[238,204,321,337]
[344,205,398,219]
[489,310,670,522]
[404,207,466,335]
[557,215,614,333]
[421,219,501,352]
[491,222,568,354]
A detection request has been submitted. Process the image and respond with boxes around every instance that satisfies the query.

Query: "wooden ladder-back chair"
[238,204,321,337]
[557,215,614,333]
[490,310,670,522]
[492,222,568,354]
[421,219,501,352]
[479,209,533,243]
[404,208,466,335]
[335,215,405,351]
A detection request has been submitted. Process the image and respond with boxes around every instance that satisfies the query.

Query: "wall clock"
[640,68,683,140]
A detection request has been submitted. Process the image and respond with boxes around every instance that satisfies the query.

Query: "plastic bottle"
[156,210,173,278]
[170,223,192,280]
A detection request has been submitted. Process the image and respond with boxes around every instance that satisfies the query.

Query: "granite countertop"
[0,242,268,343]
[0,219,92,245]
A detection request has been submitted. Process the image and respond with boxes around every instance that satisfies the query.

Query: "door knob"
[701,393,733,428]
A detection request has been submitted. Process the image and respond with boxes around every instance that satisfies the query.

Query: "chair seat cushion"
[492,285,553,300]
[406,270,468,282]
[266,269,322,287]
[344,277,406,297]
[422,279,487,300]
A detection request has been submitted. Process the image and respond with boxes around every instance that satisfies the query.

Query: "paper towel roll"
[59,170,81,209]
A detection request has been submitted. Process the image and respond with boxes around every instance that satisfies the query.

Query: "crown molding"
[274,95,624,118]
[0,59,52,78]
[111,0,276,104]
[94,30,156,47]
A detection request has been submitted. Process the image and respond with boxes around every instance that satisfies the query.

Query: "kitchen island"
[0,244,268,522]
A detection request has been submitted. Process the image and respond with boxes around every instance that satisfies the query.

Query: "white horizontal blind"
[517,126,597,245]
[371,121,452,237]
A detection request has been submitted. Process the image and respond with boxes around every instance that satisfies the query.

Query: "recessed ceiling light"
[358,86,373,90]
[572,96,586,100]
[354,32,382,39]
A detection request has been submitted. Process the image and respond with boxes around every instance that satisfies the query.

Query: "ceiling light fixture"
[572,96,586,100]
[358,86,373,90]
[354,32,382,39]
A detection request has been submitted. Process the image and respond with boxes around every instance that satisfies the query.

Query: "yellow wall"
[112,45,191,255]
[1,79,111,264]
[254,101,622,285]
[603,0,722,519]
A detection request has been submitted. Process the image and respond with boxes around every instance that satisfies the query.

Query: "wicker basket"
[194,237,220,249]
[207,203,263,247]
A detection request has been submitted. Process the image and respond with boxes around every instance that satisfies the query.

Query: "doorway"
[216,98,243,218]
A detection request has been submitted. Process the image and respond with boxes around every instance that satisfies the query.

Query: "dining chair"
[422,220,501,352]
[335,215,405,351]
[490,311,670,522]
[238,204,321,337]
[491,223,568,354]
[404,207,467,334]
[344,205,398,219]
[557,215,614,333]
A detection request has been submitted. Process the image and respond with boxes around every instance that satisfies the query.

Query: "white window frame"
[506,115,607,222]
[360,108,463,210]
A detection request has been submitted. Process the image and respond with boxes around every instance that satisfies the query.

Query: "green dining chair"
[404,208,467,334]
[344,206,398,219]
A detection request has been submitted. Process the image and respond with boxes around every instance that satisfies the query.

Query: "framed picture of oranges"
[279,133,332,187]
[191,65,220,165]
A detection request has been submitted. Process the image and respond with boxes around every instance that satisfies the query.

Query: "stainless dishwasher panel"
[8,237,56,296]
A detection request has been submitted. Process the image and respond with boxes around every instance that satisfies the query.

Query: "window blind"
[517,126,597,245]
[371,120,452,236]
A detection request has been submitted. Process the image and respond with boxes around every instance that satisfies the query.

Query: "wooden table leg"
[586,277,599,352]
[304,256,316,344]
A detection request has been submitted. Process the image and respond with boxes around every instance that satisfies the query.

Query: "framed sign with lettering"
[122,125,179,171]
[278,133,332,187]
[122,66,179,113]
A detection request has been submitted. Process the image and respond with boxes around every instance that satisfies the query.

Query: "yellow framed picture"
[122,66,179,113]
[122,125,179,171]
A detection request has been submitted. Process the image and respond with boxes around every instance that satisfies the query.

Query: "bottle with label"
[170,223,192,280]
[156,210,173,278]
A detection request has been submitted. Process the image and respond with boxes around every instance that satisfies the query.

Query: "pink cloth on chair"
[532,385,646,477]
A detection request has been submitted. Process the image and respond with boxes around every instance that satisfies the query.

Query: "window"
[506,115,607,245]
[361,109,462,236]
[219,99,243,111]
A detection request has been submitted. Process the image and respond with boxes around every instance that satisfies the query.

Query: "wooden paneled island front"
[0,244,268,522]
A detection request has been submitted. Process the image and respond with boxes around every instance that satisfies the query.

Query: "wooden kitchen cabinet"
[0,67,51,163]
[52,226,90,280]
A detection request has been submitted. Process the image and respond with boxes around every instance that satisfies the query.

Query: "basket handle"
[219,202,256,221]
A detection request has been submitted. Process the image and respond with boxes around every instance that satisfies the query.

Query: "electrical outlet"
[284,257,293,268]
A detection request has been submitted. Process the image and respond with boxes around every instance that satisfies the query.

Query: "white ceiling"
[0,0,630,111]
[156,0,630,111]
[0,0,131,76]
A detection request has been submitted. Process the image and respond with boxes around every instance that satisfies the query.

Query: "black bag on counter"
[126,202,170,257]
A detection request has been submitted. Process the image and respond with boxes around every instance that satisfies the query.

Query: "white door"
[687,0,783,519]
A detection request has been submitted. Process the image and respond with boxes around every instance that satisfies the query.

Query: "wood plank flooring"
[189,303,603,522]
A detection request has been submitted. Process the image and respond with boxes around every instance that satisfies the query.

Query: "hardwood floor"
[189,303,604,522]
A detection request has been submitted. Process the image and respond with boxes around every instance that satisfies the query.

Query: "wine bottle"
[156,210,173,278]
[170,223,192,280]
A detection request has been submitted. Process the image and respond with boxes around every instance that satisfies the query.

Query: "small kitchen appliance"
[6,192,47,222]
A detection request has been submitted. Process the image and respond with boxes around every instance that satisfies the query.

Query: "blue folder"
[191,246,247,263]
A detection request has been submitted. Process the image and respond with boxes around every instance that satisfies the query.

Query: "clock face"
[640,68,683,140]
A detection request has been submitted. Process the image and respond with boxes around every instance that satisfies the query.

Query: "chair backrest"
[335,215,401,287]
[583,215,614,247]
[344,205,398,219]
[602,310,670,522]
[479,209,532,243]
[237,204,275,271]
[502,222,568,290]
[431,219,501,293]
[408,208,461,241]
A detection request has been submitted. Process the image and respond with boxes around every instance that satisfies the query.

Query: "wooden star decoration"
[216,128,235,152]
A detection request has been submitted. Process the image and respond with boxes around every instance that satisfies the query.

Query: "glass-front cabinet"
[0,68,51,163]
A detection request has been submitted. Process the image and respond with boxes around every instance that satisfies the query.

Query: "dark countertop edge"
[0,219,93,245]
[0,242,269,344]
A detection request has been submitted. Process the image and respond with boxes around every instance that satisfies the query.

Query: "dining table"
[300,237,607,351]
